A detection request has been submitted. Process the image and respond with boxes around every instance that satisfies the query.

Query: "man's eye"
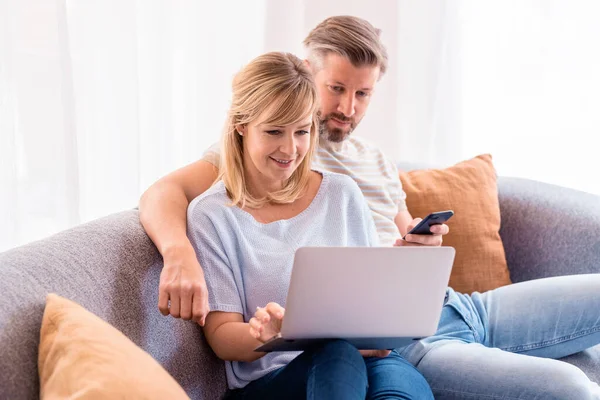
[265,130,282,135]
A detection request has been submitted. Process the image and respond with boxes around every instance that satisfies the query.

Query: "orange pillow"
[38,294,190,399]
[399,154,512,293]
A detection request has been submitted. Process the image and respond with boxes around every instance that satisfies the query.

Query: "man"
[140,16,446,328]
[140,16,600,399]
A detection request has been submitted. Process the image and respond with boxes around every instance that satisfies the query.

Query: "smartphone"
[402,210,454,239]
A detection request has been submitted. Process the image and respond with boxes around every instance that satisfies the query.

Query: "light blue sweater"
[186,171,379,389]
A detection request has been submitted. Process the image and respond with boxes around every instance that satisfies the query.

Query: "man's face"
[312,53,380,143]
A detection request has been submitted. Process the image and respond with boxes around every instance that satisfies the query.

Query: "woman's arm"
[204,311,267,363]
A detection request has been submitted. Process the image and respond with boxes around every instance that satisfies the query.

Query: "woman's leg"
[228,339,368,400]
[364,350,434,400]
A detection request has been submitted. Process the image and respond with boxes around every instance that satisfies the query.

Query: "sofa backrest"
[0,210,226,400]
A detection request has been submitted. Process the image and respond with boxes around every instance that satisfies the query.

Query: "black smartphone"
[402,210,454,239]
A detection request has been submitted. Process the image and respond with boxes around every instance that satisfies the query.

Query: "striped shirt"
[201,135,407,246]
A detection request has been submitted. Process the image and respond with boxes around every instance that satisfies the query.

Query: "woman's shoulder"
[318,170,361,193]
[187,181,230,221]
[318,171,362,197]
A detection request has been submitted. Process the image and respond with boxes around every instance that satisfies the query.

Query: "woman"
[186,52,433,399]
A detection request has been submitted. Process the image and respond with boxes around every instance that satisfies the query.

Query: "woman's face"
[238,109,313,192]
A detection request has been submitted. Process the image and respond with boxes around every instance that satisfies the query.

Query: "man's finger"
[411,235,443,246]
[158,284,170,316]
[407,218,422,232]
[169,292,181,318]
[192,290,209,326]
[430,224,450,235]
[180,284,193,320]
[402,235,426,245]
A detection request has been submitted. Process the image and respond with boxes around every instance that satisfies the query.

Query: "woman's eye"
[357,91,368,98]
[265,130,282,135]
[330,86,344,93]
[296,130,310,135]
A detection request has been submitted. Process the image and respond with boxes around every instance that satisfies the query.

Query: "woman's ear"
[235,124,246,136]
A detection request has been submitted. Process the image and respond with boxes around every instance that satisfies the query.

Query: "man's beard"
[319,112,357,143]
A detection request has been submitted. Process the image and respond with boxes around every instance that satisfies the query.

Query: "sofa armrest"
[0,210,226,399]
[498,177,600,283]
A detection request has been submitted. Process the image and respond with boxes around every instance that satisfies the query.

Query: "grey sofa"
[1,175,600,399]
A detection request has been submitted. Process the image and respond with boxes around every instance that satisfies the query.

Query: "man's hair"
[303,16,388,77]
[219,52,320,209]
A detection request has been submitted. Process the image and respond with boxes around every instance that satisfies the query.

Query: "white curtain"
[1,0,600,252]
[457,1,600,196]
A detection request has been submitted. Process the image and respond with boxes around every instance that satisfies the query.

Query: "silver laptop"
[255,246,455,352]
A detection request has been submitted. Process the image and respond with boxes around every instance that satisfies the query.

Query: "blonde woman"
[186,52,433,399]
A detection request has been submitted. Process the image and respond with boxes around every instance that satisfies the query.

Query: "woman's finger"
[249,318,263,334]
[265,302,284,319]
[255,307,270,323]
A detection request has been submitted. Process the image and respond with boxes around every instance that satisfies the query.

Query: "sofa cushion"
[399,154,512,293]
[39,293,190,399]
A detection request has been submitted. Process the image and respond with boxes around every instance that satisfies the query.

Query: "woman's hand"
[359,349,392,358]
[249,302,285,343]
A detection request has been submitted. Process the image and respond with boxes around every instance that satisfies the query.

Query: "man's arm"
[139,160,219,325]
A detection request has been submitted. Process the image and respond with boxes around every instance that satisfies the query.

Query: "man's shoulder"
[347,135,385,153]
[351,136,398,170]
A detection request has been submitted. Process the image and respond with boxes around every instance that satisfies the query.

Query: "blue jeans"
[397,274,600,399]
[227,339,433,399]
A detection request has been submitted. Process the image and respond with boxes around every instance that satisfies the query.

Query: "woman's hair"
[303,15,388,78]
[220,52,320,209]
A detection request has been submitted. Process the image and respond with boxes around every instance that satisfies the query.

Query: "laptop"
[255,246,455,352]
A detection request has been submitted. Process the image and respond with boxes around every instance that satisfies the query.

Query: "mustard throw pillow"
[38,293,190,400]
[399,154,512,293]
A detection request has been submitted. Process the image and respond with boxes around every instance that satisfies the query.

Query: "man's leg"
[417,341,600,400]
[364,350,434,400]
[477,274,600,359]
[401,274,600,399]
[228,340,368,400]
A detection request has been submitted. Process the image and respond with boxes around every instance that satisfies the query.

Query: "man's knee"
[547,363,600,400]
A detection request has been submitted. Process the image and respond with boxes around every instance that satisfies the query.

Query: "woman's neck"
[244,171,286,200]
[242,171,323,224]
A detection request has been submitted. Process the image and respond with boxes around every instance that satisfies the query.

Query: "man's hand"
[158,244,209,326]
[394,217,449,247]
[249,303,285,343]
[359,349,392,358]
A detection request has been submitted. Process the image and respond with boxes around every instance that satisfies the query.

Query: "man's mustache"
[321,112,353,123]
